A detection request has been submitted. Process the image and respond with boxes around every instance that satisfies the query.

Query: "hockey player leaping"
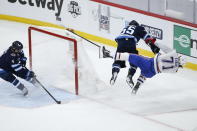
[0,41,36,96]
[111,20,160,88]
[102,42,185,94]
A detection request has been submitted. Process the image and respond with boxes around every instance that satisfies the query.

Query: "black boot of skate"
[110,67,120,85]
[126,67,136,88]
[131,75,146,94]
[131,82,140,94]
[126,74,134,88]
[16,83,28,96]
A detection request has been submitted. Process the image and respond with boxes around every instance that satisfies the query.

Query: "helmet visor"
[11,47,22,53]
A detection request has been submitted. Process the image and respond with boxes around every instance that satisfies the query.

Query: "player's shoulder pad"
[135,26,146,32]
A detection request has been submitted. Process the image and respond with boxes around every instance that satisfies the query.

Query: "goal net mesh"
[28,26,102,95]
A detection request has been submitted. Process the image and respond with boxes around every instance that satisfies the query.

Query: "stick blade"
[56,101,61,104]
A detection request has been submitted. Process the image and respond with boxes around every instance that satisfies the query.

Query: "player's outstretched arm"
[145,37,160,54]
[155,42,173,53]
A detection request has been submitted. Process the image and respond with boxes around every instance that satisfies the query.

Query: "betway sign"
[8,0,63,17]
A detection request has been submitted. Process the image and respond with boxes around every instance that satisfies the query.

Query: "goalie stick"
[34,78,61,104]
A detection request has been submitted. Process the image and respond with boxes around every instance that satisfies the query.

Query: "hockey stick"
[66,28,101,47]
[66,28,102,58]
[34,78,61,104]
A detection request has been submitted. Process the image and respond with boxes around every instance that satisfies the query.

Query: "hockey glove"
[20,57,27,67]
[150,44,160,54]
[178,55,186,68]
[145,38,160,54]
[145,37,156,45]
[102,46,113,58]
[27,71,36,78]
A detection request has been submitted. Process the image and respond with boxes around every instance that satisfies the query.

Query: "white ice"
[0,20,197,131]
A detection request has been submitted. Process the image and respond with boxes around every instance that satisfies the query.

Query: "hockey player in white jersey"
[102,42,185,94]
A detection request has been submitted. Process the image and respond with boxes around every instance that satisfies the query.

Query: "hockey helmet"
[129,20,139,26]
[11,41,23,53]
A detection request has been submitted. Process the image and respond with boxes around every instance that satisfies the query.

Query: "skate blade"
[131,89,137,95]
[23,93,29,97]
[110,73,118,85]
[126,79,134,89]
[131,87,139,95]
[110,79,116,85]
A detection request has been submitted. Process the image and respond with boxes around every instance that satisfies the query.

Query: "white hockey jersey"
[154,51,180,73]
[154,43,181,73]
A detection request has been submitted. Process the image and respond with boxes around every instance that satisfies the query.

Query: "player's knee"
[12,78,20,87]
[112,66,120,73]
[0,71,16,83]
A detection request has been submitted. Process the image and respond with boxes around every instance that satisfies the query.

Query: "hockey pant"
[113,38,138,75]
[115,53,156,78]
[0,68,33,87]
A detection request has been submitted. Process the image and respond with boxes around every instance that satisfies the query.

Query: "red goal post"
[28,26,79,95]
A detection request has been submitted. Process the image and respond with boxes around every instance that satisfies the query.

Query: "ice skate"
[131,82,140,94]
[16,83,28,96]
[22,87,28,96]
[110,72,118,85]
[126,67,136,88]
[126,75,134,88]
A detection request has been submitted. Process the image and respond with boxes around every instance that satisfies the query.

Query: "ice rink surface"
[0,20,197,131]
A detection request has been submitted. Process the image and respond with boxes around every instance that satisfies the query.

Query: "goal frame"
[28,26,79,95]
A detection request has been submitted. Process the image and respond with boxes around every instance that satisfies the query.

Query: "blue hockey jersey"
[0,47,27,74]
[115,25,150,44]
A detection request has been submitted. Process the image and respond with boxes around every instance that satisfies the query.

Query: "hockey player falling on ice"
[102,42,185,94]
[111,20,160,88]
[0,41,36,96]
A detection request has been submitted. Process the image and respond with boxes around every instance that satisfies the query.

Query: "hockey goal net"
[28,26,79,95]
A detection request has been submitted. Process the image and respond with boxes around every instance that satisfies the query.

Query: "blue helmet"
[11,41,23,53]
[129,20,139,26]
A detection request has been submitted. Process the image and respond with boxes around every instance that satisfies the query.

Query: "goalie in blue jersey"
[102,42,185,94]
